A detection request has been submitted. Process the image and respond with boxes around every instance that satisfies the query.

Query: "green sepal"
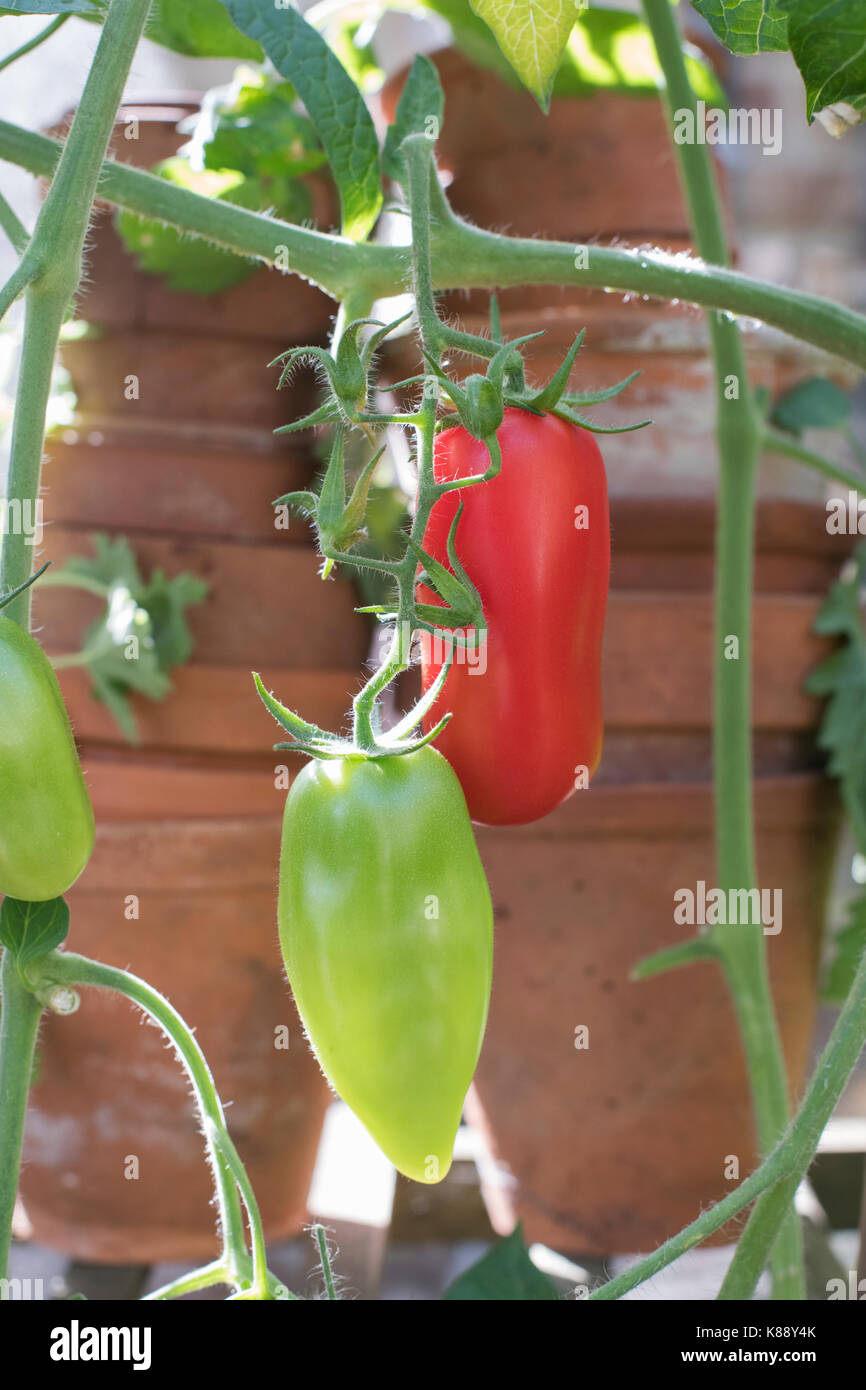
[562,370,641,407]
[334,320,372,409]
[381,655,454,739]
[271,343,334,392]
[253,672,334,744]
[462,373,504,440]
[523,328,585,412]
[552,403,652,435]
[407,506,485,630]
[315,436,385,576]
[0,559,51,614]
[274,399,341,436]
[360,310,413,369]
[272,490,319,517]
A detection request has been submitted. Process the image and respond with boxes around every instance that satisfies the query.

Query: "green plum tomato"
[278,745,493,1183]
[0,618,95,901]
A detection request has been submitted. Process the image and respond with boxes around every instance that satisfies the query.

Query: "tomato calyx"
[428,316,652,442]
[407,502,486,641]
[270,311,411,435]
[253,658,454,762]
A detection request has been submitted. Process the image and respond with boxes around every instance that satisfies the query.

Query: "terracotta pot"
[59,330,317,438]
[18,815,330,1264]
[41,437,315,543]
[467,774,838,1255]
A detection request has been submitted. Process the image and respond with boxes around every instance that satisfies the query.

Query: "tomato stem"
[592,933,866,1299]
[0,950,43,1279]
[26,948,281,1299]
[0,0,152,631]
[640,0,802,1300]
[3,119,865,372]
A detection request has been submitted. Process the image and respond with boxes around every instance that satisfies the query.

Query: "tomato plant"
[418,408,610,825]
[0,0,865,1315]
[277,746,492,1183]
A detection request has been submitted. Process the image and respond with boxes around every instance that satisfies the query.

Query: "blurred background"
[2,2,866,1299]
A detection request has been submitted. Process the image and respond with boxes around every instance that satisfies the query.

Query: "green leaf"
[779,0,866,123]
[58,533,142,592]
[198,73,327,182]
[444,1227,560,1300]
[137,569,208,670]
[806,543,866,848]
[220,0,382,240]
[52,535,207,744]
[383,55,444,182]
[145,0,263,59]
[470,0,581,108]
[0,897,70,964]
[771,377,852,436]
[691,0,789,55]
[823,890,866,1004]
[423,1,726,104]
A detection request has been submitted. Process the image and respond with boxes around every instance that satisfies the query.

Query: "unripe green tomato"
[278,745,493,1183]
[0,618,95,901]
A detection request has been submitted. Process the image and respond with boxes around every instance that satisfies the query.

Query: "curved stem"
[762,426,866,492]
[1,119,865,370]
[0,950,43,1278]
[592,933,866,1301]
[26,950,256,1295]
[641,0,801,1299]
[0,14,69,76]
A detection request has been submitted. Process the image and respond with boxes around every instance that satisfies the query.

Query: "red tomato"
[418,407,610,826]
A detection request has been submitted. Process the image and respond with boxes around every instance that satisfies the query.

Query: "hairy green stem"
[1,120,865,370]
[1,291,66,627]
[642,0,802,1298]
[350,137,443,749]
[593,932,866,1300]
[26,950,261,1296]
[0,950,43,1278]
[0,0,152,630]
